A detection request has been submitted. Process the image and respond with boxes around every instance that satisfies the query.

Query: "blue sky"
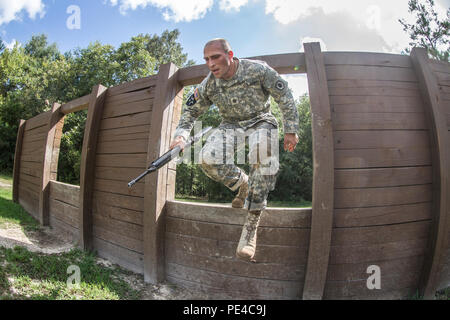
[1,0,449,97]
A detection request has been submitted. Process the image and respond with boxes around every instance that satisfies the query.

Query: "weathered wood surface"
[411,48,450,299]
[144,62,182,283]
[302,42,334,300]
[12,119,26,203]
[79,85,108,250]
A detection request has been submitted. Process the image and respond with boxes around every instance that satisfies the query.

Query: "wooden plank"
[94,178,144,198]
[329,238,428,265]
[333,112,427,130]
[91,204,142,226]
[25,111,51,131]
[93,213,143,241]
[48,198,79,227]
[334,166,432,189]
[411,47,450,299]
[143,63,182,284]
[165,246,306,281]
[107,75,157,96]
[95,167,145,182]
[334,184,432,208]
[178,52,306,86]
[324,52,413,68]
[39,103,64,226]
[325,65,418,82]
[429,59,450,74]
[19,173,41,187]
[166,216,310,247]
[60,94,90,115]
[330,94,423,109]
[166,201,312,228]
[102,99,153,119]
[324,273,420,299]
[334,202,432,227]
[166,263,302,299]
[78,84,108,250]
[92,237,144,275]
[99,111,152,130]
[93,190,144,212]
[328,79,420,90]
[331,221,430,246]
[327,255,424,281]
[13,119,26,203]
[329,86,421,97]
[95,153,147,168]
[302,42,335,300]
[335,146,431,168]
[93,224,143,253]
[105,87,154,106]
[166,232,308,265]
[334,130,430,150]
[96,139,148,154]
[49,180,80,207]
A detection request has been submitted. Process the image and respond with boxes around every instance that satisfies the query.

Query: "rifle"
[127,126,213,188]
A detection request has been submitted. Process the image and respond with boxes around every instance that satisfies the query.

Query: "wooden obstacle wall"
[12,44,450,299]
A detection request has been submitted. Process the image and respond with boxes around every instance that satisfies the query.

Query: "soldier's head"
[204,38,236,80]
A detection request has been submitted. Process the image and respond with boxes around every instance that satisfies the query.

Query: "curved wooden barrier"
[11,45,450,299]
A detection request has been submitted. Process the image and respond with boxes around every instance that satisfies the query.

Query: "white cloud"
[283,74,309,99]
[107,0,214,22]
[219,0,249,12]
[4,39,21,50]
[0,0,45,25]
[366,5,381,31]
[300,37,327,51]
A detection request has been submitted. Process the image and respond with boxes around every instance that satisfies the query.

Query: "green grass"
[0,175,39,231]
[0,246,140,300]
[0,174,141,300]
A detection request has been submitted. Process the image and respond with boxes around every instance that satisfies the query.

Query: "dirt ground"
[0,183,210,300]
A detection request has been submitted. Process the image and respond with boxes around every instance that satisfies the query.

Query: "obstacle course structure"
[12,43,450,299]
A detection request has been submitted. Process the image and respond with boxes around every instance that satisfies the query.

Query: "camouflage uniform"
[173,58,299,211]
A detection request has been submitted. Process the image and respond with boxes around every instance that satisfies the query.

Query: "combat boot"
[236,210,262,261]
[231,175,248,208]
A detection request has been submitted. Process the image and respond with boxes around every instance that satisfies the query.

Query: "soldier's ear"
[228,50,234,59]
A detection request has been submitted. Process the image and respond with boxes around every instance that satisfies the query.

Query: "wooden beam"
[60,94,91,115]
[39,103,64,226]
[302,42,335,300]
[143,63,182,283]
[411,47,450,299]
[178,52,306,86]
[12,119,26,203]
[79,84,108,250]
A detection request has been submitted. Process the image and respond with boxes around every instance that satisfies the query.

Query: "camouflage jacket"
[173,58,299,141]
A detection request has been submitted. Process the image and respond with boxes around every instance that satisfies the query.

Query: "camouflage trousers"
[200,121,279,211]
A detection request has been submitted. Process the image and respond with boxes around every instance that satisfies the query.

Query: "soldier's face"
[203,43,234,79]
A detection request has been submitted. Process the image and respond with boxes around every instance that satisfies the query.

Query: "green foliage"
[399,0,450,61]
[0,29,192,178]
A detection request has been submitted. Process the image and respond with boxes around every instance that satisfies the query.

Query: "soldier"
[169,38,299,262]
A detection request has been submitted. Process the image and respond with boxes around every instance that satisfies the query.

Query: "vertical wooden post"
[39,103,64,225]
[302,42,335,300]
[79,84,108,250]
[143,63,182,283]
[12,119,26,203]
[411,47,450,299]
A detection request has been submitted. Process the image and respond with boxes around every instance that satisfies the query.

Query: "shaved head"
[204,38,232,53]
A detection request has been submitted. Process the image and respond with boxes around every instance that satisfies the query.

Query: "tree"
[24,34,60,61]
[399,0,450,61]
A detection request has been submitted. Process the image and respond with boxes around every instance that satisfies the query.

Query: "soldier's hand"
[169,136,186,151]
[284,133,299,152]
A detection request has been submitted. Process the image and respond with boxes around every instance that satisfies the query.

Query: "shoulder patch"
[275,80,285,91]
